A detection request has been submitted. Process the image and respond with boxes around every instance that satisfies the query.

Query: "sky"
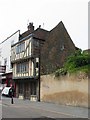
[0,0,88,50]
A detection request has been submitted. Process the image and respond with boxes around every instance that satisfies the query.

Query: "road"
[0,96,89,119]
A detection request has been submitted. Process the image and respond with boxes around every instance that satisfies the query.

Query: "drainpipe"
[38,40,41,102]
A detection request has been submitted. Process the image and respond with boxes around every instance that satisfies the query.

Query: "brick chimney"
[27,22,34,32]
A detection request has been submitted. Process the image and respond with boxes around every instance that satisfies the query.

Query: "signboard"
[0,66,6,73]
[2,87,11,95]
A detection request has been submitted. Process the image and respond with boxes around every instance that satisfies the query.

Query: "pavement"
[1,96,89,119]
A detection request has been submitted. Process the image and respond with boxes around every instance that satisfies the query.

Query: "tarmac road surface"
[1,96,89,119]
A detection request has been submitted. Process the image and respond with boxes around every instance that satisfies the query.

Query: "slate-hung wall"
[40,21,77,75]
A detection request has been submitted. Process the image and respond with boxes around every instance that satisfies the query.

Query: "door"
[30,82,37,95]
[24,83,30,99]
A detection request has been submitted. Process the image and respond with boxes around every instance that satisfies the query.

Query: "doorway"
[24,83,30,99]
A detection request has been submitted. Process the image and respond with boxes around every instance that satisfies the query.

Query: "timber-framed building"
[11,23,48,100]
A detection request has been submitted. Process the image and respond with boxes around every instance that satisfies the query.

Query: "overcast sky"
[0,0,88,50]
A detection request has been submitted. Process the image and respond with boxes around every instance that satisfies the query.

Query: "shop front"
[14,78,38,101]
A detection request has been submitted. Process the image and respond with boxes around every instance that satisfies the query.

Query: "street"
[0,96,89,119]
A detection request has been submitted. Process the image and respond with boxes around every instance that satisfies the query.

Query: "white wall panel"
[0,30,19,73]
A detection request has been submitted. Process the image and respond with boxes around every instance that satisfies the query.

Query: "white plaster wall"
[0,31,19,73]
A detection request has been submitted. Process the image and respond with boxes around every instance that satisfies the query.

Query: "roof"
[19,28,49,41]
[0,30,20,45]
[11,27,49,47]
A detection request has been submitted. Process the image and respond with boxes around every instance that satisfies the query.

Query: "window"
[4,58,7,66]
[16,42,25,54]
[21,42,25,51]
[11,40,14,45]
[16,45,19,54]
[34,40,39,47]
[61,45,64,51]
[16,62,28,73]
[36,62,39,68]
[10,56,12,69]
[17,64,20,73]
[0,61,1,65]
[0,49,1,57]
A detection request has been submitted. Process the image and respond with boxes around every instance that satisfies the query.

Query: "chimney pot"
[27,22,34,32]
